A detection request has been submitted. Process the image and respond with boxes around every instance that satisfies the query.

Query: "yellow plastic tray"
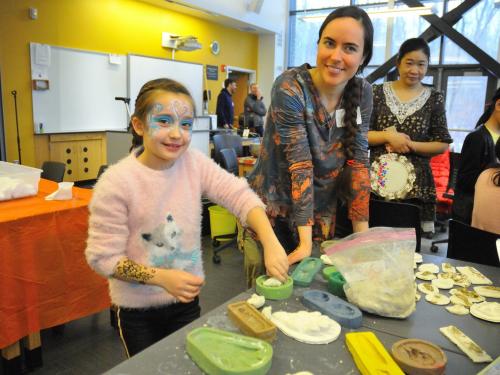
[345,332,404,375]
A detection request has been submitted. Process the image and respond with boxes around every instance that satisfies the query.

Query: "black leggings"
[117,298,200,357]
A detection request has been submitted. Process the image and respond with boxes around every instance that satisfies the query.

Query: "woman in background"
[471,134,500,235]
[241,6,374,288]
[453,87,500,224]
[368,38,452,235]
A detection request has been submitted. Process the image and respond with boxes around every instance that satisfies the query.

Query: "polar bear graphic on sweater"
[141,213,199,272]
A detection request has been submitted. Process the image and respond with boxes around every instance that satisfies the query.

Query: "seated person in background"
[471,135,500,234]
[453,87,500,224]
[368,38,452,235]
[244,83,267,137]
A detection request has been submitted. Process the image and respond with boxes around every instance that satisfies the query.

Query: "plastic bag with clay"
[324,227,416,319]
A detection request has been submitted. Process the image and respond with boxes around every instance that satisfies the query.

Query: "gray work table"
[105,255,498,375]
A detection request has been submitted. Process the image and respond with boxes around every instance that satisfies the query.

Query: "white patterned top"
[383,82,431,125]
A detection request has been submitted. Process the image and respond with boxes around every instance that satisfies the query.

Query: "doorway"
[227,66,256,128]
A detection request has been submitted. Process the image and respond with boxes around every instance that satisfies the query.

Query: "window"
[445,75,488,151]
[443,0,500,64]
[390,1,443,64]
[291,0,349,11]
[288,10,326,67]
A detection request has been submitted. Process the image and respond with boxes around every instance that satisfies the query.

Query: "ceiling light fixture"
[300,6,433,22]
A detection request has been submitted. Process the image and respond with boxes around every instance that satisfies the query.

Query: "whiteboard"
[128,55,203,117]
[31,43,128,133]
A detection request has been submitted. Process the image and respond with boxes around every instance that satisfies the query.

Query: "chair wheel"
[212,254,221,264]
[212,239,220,247]
[430,245,439,253]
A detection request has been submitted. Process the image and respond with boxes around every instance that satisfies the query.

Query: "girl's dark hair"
[317,6,374,201]
[129,78,195,151]
[397,37,430,64]
[475,87,500,129]
[492,138,500,187]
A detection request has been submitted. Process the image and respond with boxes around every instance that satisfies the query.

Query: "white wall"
[182,0,287,34]
[174,0,289,99]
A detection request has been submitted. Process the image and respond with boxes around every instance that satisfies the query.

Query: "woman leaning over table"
[368,38,452,236]
[239,6,374,288]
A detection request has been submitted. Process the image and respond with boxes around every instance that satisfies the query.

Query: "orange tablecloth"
[0,179,110,348]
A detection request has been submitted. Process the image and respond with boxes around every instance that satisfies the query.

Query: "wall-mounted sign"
[206,65,218,81]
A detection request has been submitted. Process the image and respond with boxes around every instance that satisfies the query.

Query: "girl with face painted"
[368,38,452,235]
[240,6,374,287]
[85,78,288,357]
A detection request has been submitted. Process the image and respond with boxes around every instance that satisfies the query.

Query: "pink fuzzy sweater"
[85,148,264,308]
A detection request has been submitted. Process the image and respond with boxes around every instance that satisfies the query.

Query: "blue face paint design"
[146,99,194,137]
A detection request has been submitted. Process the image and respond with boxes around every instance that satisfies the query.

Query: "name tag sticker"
[336,107,362,127]
[335,109,345,128]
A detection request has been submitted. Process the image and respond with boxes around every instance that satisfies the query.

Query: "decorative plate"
[370,153,416,200]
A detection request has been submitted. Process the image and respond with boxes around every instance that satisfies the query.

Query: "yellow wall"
[0,0,258,165]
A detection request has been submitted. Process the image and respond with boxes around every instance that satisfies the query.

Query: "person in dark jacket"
[216,78,237,128]
[244,83,267,137]
[453,87,500,224]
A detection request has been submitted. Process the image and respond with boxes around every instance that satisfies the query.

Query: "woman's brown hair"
[317,6,374,201]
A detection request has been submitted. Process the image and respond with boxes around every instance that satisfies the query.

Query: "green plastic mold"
[327,271,346,297]
[322,265,338,281]
[291,257,323,287]
[255,276,293,300]
[186,327,273,375]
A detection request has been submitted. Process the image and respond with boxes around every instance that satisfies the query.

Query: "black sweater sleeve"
[456,130,486,194]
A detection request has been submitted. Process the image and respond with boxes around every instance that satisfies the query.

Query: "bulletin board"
[30,43,128,134]
[128,55,203,116]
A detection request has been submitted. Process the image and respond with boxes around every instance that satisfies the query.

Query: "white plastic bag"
[325,227,416,319]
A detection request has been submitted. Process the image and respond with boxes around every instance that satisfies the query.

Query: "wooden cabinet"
[48,133,106,182]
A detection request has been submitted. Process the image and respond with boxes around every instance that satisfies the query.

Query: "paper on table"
[45,182,74,200]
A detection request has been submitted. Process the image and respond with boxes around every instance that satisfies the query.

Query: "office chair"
[369,199,422,253]
[97,164,108,179]
[447,219,499,267]
[219,148,239,176]
[213,134,243,164]
[211,148,239,264]
[430,152,461,252]
[41,161,66,183]
[431,149,452,234]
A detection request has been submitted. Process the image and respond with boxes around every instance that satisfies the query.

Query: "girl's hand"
[287,242,312,266]
[385,131,412,153]
[157,269,204,303]
[262,241,289,282]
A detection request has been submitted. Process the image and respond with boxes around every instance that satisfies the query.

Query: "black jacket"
[216,88,234,128]
[455,125,496,195]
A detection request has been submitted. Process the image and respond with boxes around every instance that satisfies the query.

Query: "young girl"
[85,78,288,357]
